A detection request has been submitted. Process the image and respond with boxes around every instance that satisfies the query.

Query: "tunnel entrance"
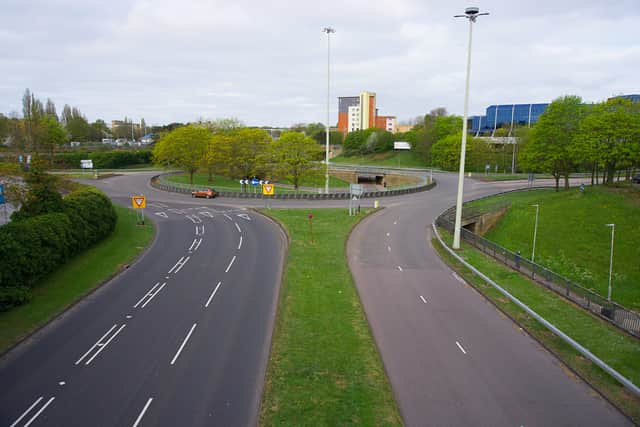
[357,174,385,185]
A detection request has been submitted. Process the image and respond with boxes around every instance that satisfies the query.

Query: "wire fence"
[436,208,640,339]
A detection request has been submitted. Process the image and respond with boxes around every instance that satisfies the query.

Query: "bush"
[0,286,31,312]
[54,150,152,169]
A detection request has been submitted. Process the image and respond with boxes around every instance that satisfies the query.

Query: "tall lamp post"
[323,27,335,194]
[605,223,615,302]
[452,7,489,249]
[531,204,539,262]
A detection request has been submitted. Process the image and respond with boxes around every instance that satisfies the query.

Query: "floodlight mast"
[452,7,489,250]
[323,27,336,194]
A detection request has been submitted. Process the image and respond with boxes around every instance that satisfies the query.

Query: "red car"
[191,188,217,199]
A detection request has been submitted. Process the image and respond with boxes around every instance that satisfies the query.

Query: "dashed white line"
[132,397,154,427]
[225,256,236,273]
[452,272,466,285]
[193,238,203,252]
[170,323,197,365]
[84,324,126,365]
[238,235,243,250]
[205,281,223,308]
[420,295,427,304]
[397,266,403,272]
[456,341,467,355]
[75,324,117,365]
[10,396,43,427]
[224,214,232,221]
[387,246,391,252]
[173,256,190,274]
[386,232,390,237]
[188,238,203,252]
[134,282,160,308]
[234,222,242,233]
[21,397,55,427]
[168,257,185,274]
[393,221,397,225]
[140,283,166,309]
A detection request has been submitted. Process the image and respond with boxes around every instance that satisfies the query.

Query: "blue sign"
[0,184,5,205]
[18,155,23,163]
[251,178,260,186]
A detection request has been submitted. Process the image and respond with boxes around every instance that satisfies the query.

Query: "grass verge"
[332,151,427,168]
[0,205,155,354]
[259,209,402,426]
[166,172,350,192]
[433,228,640,422]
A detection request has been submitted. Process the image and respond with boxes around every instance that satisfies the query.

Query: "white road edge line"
[238,236,243,250]
[85,324,126,365]
[205,281,223,308]
[133,282,160,308]
[225,256,236,273]
[173,256,190,274]
[170,323,197,365]
[456,341,467,355]
[75,324,118,365]
[140,283,167,309]
[132,397,154,427]
[397,266,403,272]
[168,257,185,274]
[9,396,43,427]
[22,397,55,427]
[234,222,241,233]
[420,295,427,304]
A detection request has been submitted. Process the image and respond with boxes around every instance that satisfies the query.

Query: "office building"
[468,103,549,136]
[338,91,396,134]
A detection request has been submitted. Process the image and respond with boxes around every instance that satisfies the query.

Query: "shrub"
[0,286,31,312]
[54,150,152,169]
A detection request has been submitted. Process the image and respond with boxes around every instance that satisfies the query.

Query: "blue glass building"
[609,94,640,103]
[468,103,549,135]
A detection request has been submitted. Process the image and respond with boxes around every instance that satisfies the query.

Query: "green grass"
[0,205,155,353]
[332,150,428,168]
[259,209,402,426]
[466,186,640,310]
[434,230,640,421]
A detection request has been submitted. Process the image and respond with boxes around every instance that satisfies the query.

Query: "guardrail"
[150,172,436,199]
[436,205,640,339]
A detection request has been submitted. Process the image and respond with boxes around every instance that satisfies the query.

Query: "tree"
[11,157,64,221]
[153,125,210,184]
[197,117,245,133]
[40,116,68,164]
[268,132,322,190]
[226,128,270,178]
[520,95,584,190]
[203,133,233,181]
[45,99,58,122]
[89,119,110,141]
[61,105,91,141]
[22,89,44,151]
[431,132,488,171]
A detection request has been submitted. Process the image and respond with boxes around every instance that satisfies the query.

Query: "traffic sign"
[0,184,5,205]
[251,178,260,186]
[131,195,146,209]
[81,159,93,169]
[262,184,274,195]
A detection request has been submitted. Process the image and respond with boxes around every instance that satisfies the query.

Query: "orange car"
[191,188,217,199]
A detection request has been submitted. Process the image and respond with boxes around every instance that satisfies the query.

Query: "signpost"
[262,183,275,209]
[0,183,6,224]
[308,213,314,243]
[131,195,146,224]
[349,184,363,216]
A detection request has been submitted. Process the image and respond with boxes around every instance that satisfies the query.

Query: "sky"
[1,0,638,127]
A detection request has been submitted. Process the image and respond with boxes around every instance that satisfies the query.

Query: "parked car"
[632,174,640,184]
[191,188,217,199]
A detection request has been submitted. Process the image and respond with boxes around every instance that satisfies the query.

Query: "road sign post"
[131,195,146,225]
[262,183,275,209]
[0,183,6,224]
[308,213,314,243]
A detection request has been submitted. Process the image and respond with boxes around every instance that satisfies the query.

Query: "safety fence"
[436,207,640,339]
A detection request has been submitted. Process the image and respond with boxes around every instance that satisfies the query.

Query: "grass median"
[434,229,640,421]
[259,209,402,426]
[0,205,155,354]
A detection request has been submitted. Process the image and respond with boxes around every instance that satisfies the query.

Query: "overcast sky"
[1,0,638,127]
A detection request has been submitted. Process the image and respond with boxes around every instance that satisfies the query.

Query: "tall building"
[337,91,396,134]
[468,103,549,136]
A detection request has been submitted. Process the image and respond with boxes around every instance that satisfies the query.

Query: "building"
[468,103,549,136]
[337,91,397,134]
[609,94,640,103]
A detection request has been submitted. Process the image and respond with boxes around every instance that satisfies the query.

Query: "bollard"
[374,200,379,209]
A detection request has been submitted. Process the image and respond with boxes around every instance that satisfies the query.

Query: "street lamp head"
[323,27,336,34]
[454,7,489,21]
[465,7,480,15]
[606,223,615,227]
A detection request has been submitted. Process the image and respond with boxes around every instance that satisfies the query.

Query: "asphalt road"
[348,173,631,426]
[0,181,286,426]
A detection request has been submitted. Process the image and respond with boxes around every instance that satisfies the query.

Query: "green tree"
[22,88,44,151]
[226,128,270,178]
[61,105,91,141]
[89,119,110,141]
[11,157,64,221]
[520,95,584,190]
[41,116,68,164]
[268,132,323,190]
[203,133,233,181]
[153,125,210,184]
[197,117,245,133]
[431,132,488,171]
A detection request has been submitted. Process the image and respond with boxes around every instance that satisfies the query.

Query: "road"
[0,177,285,426]
[348,173,631,426]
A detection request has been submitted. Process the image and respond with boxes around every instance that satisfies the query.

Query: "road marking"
[136,282,167,309]
[133,282,160,308]
[173,256,190,274]
[393,221,397,225]
[154,212,168,218]
[236,213,251,221]
[387,246,391,252]
[168,257,185,274]
[199,211,214,218]
[18,396,55,427]
[149,202,168,208]
[386,232,390,237]
[126,315,133,319]
[193,238,203,252]
[224,214,232,221]
[238,235,243,250]
[168,208,184,215]
[132,398,154,427]
[171,323,197,365]
[58,381,65,386]
[225,255,236,273]
[188,238,203,252]
[195,225,205,236]
[234,222,242,233]
[456,341,467,355]
[84,324,126,365]
[10,396,43,427]
[452,272,466,285]
[420,295,427,304]
[75,324,117,365]
[205,281,223,308]
[186,215,202,224]
[397,266,403,272]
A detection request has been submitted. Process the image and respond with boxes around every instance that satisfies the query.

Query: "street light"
[531,204,539,262]
[605,223,615,302]
[323,27,336,194]
[452,7,489,249]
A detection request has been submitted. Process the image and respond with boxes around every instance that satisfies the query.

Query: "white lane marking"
[234,222,242,233]
[140,283,167,309]
[168,208,184,215]
[386,232,390,237]
[126,315,133,319]
[168,257,185,274]
[225,256,236,273]
[195,225,205,236]
[10,396,43,427]
[397,266,403,272]
[393,221,397,225]
[223,214,232,221]
[188,238,198,252]
[154,212,168,218]
[133,282,161,308]
[170,323,197,365]
[186,215,202,224]
[420,295,427,304]
[236,213,251,221]
[84,324,126,365]
[58,381,65,386]
[387,246,391,252]
[456,341,467,355]
[173,256,190,274]
[22,397,55,427]
[452,272,466,285]
[200,225,205,235]
[199,211,213,218]
[75,324,117,365]
[205,281,223,308]
[149,202,168,208]
[132,398,154,427]
[193,238,203,252]
[238,235,243,250]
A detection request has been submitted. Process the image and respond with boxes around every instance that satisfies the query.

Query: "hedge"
[0,188,117,311]
[54,150,152,169]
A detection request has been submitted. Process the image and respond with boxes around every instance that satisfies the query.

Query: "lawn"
[466,186,640,311]
[0,205,155,353]
[259,209,402,426]
[332,150,428,168]
[434,229,640,420]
